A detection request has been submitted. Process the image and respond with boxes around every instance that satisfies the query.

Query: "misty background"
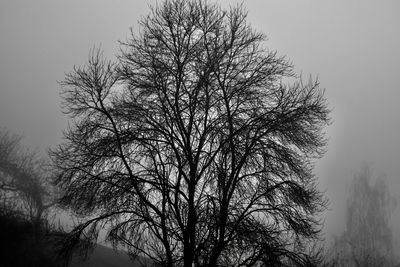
[1,0,399,252]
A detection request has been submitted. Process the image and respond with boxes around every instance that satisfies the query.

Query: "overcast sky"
[1,0,399,244]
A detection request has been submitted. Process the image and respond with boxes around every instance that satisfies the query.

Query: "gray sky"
[1,0,399,243]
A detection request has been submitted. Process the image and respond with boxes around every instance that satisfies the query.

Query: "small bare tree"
[52,0,330,266]
[0,130,54,225]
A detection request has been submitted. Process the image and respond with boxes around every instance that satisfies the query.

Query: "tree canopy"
[52,0,330,266]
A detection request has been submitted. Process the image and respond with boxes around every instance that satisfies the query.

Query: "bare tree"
[51,0,330,266]
[329,164,397,267]
[0,130,54,225]
[0,130,63,266]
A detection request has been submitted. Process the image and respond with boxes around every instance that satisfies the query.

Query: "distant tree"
[0,130,55,225]
[329,164,397,266]
[0,130,62,266]
[51,0,330,266]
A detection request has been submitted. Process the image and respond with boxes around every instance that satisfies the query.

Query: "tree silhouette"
[51,0,330,266]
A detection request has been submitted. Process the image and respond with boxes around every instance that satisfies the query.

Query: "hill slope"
[70,244,154,267]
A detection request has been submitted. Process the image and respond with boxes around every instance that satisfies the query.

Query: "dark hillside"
[70,245,133,267]
[70,244,156,267]
[0,209,61,267]
[0,210,152,267]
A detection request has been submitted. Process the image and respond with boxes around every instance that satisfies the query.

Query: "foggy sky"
[1,0,399,244]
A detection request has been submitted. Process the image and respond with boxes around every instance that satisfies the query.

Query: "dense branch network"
[52,1,330,266]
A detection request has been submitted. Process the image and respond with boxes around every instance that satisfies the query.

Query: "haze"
[1,0,399,250]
